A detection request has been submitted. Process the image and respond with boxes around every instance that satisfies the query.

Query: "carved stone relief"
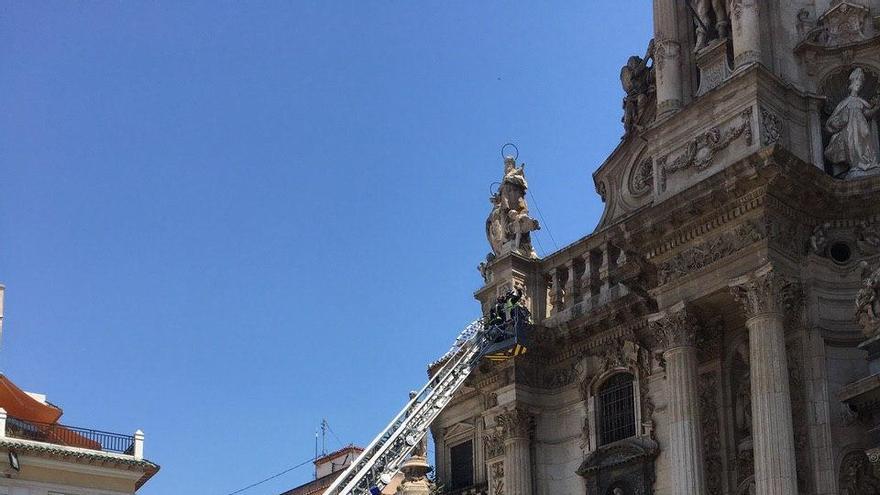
[759,106,782,146]
[489,461,504,495]
[657,220,764,285]
[839,450,880,495]
[658,107,753,190]
[699,373,723,495]
[731,342,753,486]
[787,341,811,493]
[484,428,505,459]
[649,305,699,351]
[856,261,880,338]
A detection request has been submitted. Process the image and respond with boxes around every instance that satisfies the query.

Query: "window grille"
[598,373,636,446]
[450,440,474,489]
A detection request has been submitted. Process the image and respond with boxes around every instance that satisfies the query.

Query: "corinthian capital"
[648,302,699,352]
[496,407,534,440]
[728,264,794,319]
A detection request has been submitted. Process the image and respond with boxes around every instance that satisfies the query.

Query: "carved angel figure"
[824,68,880,179]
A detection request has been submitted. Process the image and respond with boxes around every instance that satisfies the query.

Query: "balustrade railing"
[5,416,135,454]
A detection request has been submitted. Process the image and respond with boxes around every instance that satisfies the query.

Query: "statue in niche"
[485,156,540,259]
[824,67,880,178]
[620,39,655,135]
[692,0,729,51]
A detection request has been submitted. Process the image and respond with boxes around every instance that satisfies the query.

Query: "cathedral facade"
[430,1,880,495]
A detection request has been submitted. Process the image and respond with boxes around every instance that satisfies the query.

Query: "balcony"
[0,408,144,459]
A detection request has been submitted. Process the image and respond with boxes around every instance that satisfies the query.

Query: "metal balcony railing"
[5,416,135,454]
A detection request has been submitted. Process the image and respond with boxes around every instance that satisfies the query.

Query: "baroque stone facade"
[431,2,880,495]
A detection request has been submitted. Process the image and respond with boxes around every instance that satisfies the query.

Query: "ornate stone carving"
[856,261,880,337]
[695,38,732,96]
[516,361,579,389]
[658,107,753,190]
[657,220,764,285]
[840,450,880,495]
[760,106,782,145]
[731,342,753,486]
[496,408,533,440]
[486,156,540,258]
[489,461,504,495]
[621,40,656,135]
[484,428,505,459]
[857,221,880,255]
[692,0,730,51]
[822,1,870,46]
[699,373,723,495]
[628,156,654,197]
[824,68,880,179]
[729,266,795,319]
[649,305,699,351]
[810,222,831,256]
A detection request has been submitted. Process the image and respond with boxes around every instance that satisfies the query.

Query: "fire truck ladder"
[322,319,491,495]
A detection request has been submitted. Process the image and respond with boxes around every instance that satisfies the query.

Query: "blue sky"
[0,2,652,493]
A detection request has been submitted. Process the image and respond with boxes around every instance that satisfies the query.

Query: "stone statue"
[692,0,729,51]
[824,67,880,179]
[620,40,655,135]
[856,261,880,338]
[485,156,540,259]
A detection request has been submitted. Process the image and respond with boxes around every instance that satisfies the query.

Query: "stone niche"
[576,437,659,495]
[818,64,880,177]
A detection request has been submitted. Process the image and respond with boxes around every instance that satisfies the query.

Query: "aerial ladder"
[322,302,530,495]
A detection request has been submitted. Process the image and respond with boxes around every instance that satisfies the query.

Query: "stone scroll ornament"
[485,156,540,259]
[824,67,880,179]
[657,107,753,191]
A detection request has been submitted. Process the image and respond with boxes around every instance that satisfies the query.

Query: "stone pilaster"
[496,408,533,495]
[730,0,761,69]
[729,265,798,495]
[649,303,706,495]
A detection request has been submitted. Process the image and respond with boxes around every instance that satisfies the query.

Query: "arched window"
[598,373,636,446]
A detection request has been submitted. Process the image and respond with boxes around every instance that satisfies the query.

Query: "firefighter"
[503,288,523,321]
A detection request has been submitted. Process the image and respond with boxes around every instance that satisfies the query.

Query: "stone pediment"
[442,421,475,441]
[576,437,659,476]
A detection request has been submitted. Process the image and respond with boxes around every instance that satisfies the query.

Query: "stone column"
[729,266,798,495]
[653,0,683,116]
[497,408,533,495]
[730,0,761,69]
[649,303,706,495]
